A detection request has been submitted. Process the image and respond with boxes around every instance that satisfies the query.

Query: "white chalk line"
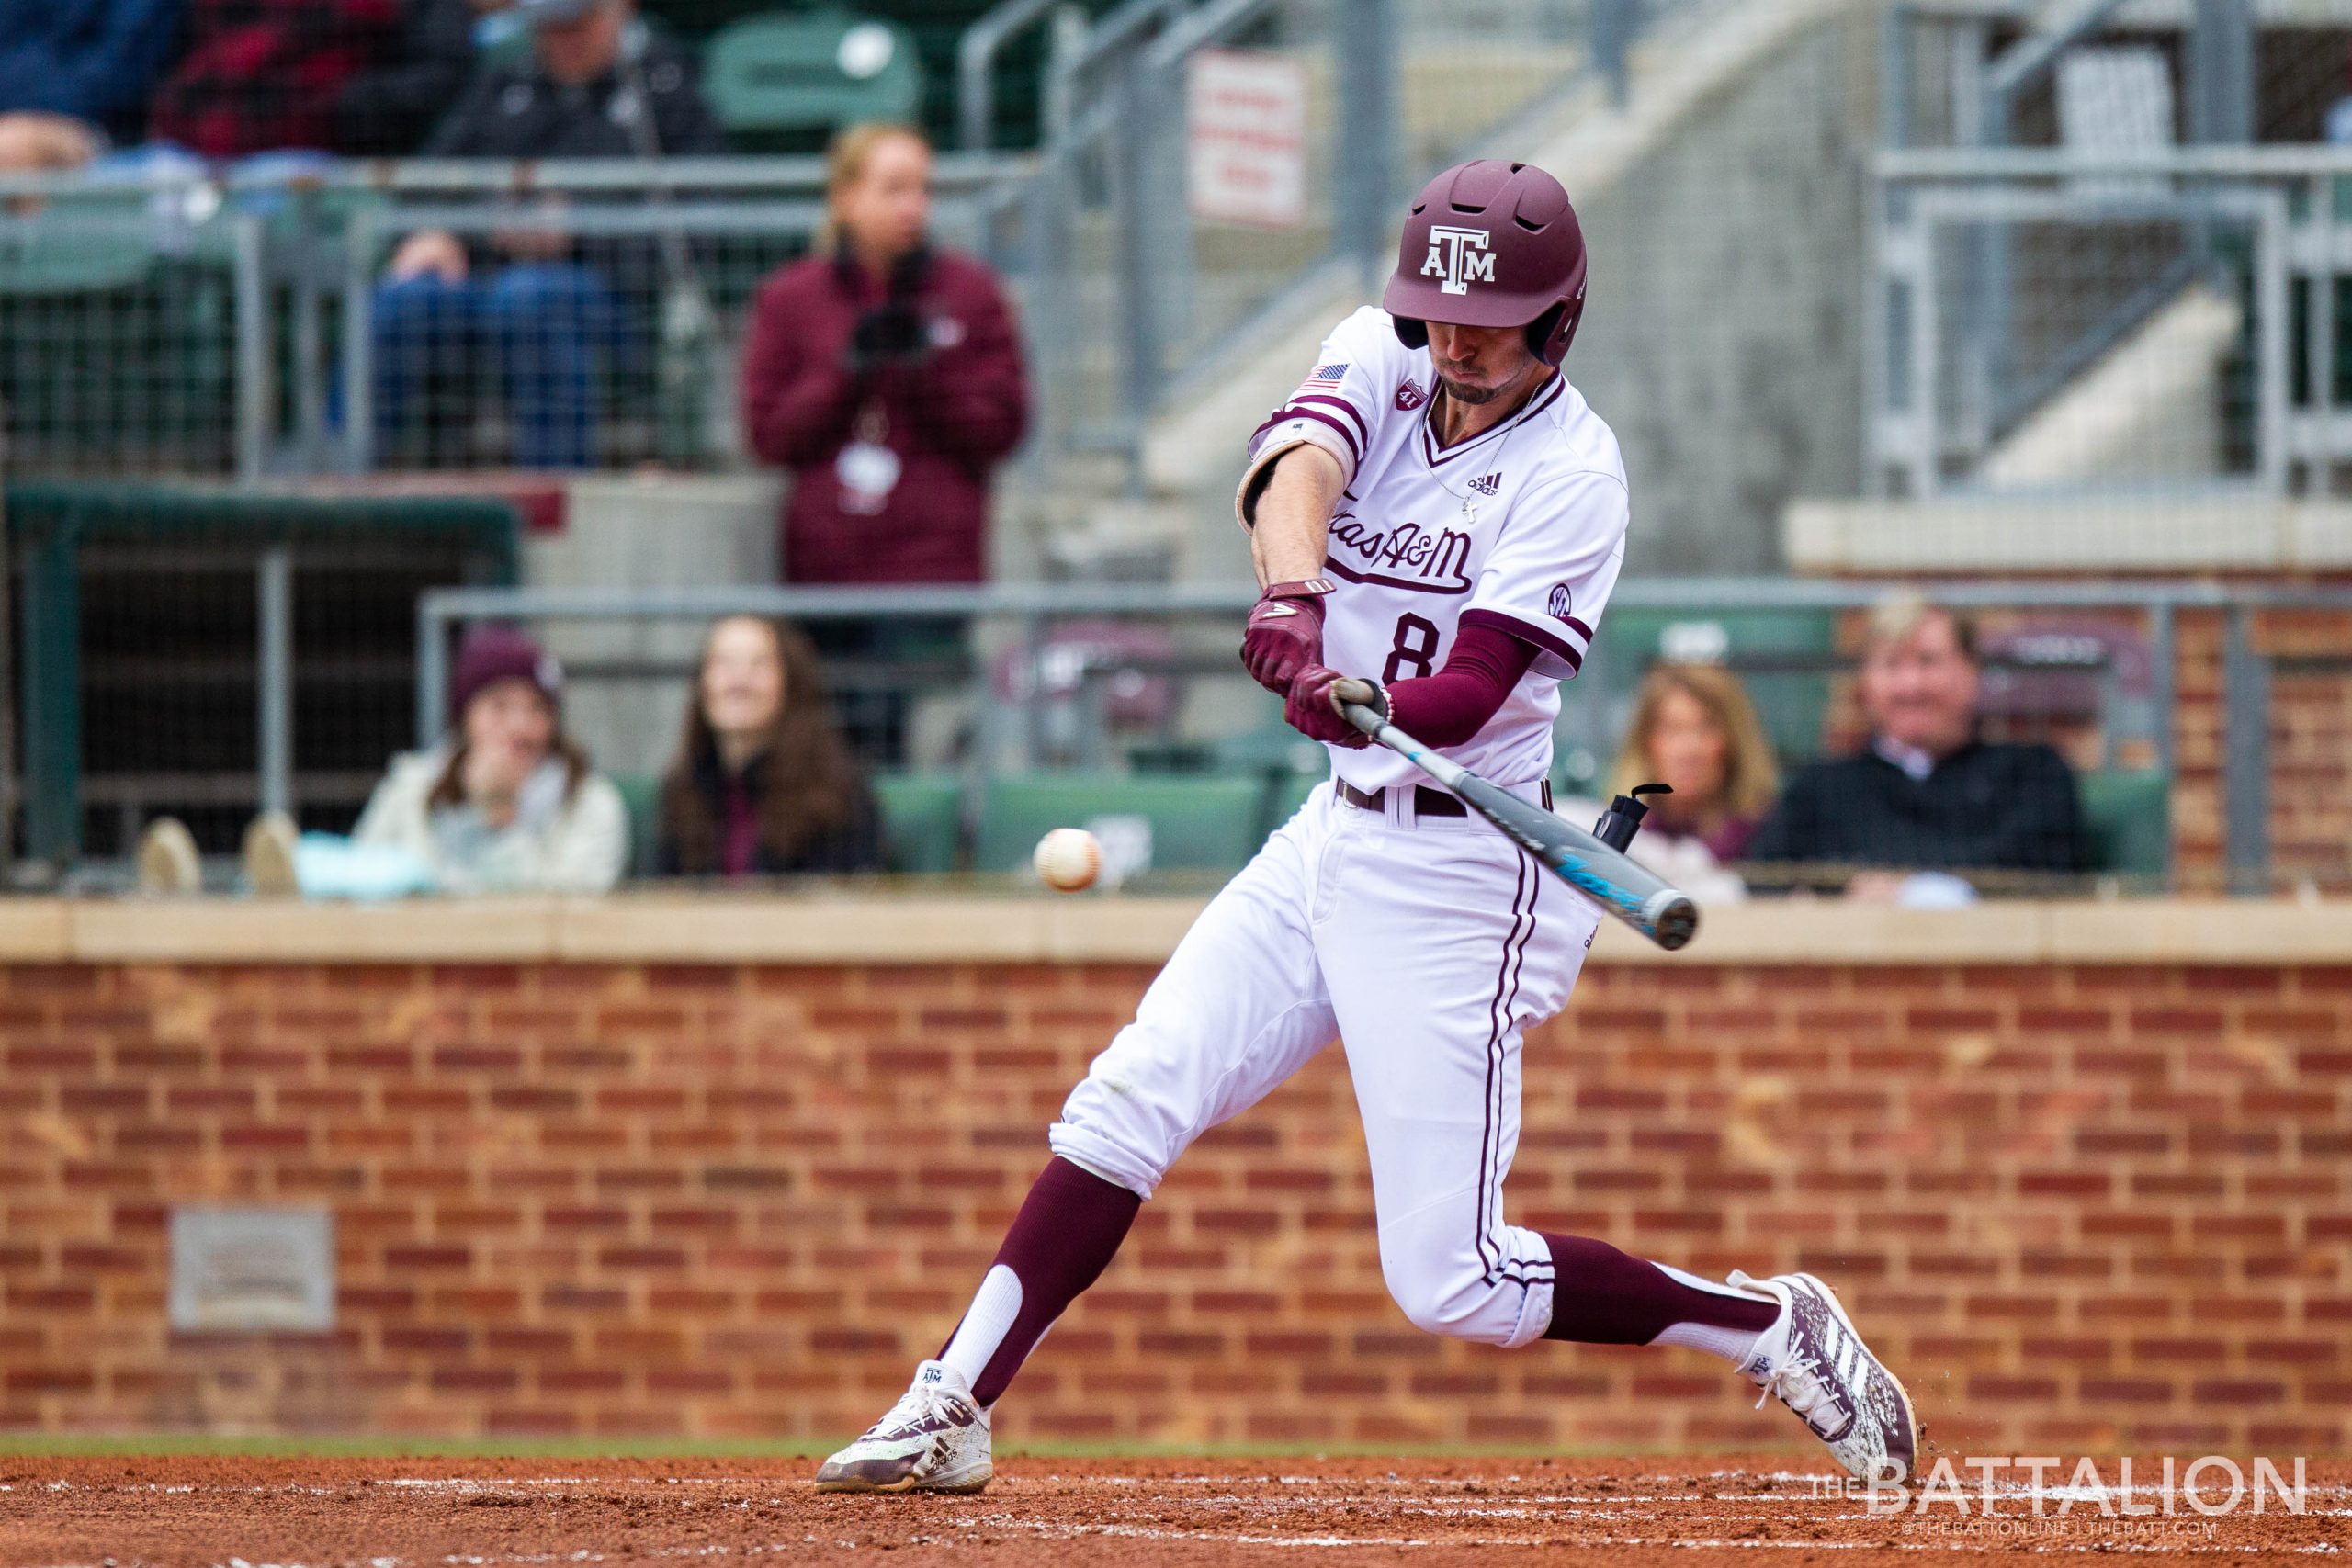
[3,1470,2341,1567]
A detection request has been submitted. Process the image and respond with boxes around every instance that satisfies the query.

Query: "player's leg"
[484,263,615,468]
[1317,808,1916,1478]
[1308,809,1767,1351]
[1316,807,1634,1347]
[370,271,479,464]
[816,790,1344,1492]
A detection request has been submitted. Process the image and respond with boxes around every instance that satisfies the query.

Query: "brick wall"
[2,951,2346,1454]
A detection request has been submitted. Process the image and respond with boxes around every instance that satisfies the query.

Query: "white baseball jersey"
[1238,305,1630,793]
[1038,307,1634,1351]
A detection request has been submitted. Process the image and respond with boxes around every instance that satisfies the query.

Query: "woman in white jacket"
[343,626,627,896]
[134,626,628,898]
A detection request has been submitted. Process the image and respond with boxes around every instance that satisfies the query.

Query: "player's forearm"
[1248,446,1343,587]
[1382,622,1537,748]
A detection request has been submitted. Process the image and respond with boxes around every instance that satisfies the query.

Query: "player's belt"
[1338,780,1554,818]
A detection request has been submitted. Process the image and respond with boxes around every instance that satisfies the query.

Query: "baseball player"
[817,160,1918,1494]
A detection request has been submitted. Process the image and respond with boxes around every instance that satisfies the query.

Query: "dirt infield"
[0,1455,2342,1567]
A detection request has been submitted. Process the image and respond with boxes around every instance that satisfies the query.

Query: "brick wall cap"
[6,896,2349,965]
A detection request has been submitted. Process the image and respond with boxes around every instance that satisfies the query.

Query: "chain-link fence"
[1866,146,2352,505]
[0,0,1677,482]
[4,482,520,878]
[1012,0,1701,460]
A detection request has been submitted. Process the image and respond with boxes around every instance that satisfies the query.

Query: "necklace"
[1428,374,1552,525]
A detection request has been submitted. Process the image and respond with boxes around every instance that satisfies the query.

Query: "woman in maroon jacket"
[740,121,1029,587]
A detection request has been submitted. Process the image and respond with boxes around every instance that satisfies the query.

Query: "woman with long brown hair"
[1608,660,1781,863]
[654,615,882,879]
[1556,662,1780,908]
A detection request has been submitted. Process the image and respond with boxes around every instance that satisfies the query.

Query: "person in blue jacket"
[0,0,187,171]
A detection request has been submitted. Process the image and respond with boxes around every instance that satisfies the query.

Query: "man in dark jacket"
[1748,594,2090,894]
[370,0,728,467]
[0,0,185,168]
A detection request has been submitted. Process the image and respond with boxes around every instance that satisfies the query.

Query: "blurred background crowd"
[5,0,2350,906]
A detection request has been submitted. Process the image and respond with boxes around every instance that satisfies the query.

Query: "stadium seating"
[613,773,666,880]
[974,773,1267,876]
[702,12,924,151]
[2076,767,2171,880]
[872,771,964,874]
[1597,608,1838,764]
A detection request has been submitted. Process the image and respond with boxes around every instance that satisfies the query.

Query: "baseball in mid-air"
[1032,828,1102,892]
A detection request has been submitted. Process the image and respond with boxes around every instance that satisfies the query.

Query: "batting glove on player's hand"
[1285,664,1381,748]
[1239,579,1334,695]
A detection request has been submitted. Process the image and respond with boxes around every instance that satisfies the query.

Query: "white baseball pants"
[1048,781,1602,1348]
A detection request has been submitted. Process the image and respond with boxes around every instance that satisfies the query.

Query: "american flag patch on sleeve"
[1300,362,1349,390]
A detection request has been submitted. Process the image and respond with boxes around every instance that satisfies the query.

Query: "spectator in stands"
[1576,662,1779,906]
[741,122,1029,584]
[1748,593,2089,898]
[653,615,882,879]
[0,0,186,172]
[133,626,626,897]
[369,0,727,467]
[739,123,1028,761]
[145,0,479,160]
[332,626,628,893]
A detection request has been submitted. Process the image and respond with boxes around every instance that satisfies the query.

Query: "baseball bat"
[1334,685,1700,952]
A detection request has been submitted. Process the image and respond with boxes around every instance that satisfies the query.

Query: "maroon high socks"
[936,1156,1141,1405]
[1539,1233,1781,1358]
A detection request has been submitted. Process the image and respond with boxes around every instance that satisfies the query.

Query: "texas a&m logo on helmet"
[1420,225,1496,296]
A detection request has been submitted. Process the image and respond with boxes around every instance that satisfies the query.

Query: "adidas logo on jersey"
[1468,473,1501,496]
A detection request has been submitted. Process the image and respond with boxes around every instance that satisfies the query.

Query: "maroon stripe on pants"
[1537,1233,1778,1345]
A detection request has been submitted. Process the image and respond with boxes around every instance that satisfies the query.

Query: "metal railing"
[5,480,521,871]
[1867,145,2352,499]
[409,575,2352,895]
[0,156,1031,481]
[0,0,1701,484]
[999,0,1701,467]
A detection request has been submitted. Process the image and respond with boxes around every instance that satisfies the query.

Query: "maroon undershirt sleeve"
[1381,621,1541,749]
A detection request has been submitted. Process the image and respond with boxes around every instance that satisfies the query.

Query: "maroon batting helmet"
[1382,159,1588,367]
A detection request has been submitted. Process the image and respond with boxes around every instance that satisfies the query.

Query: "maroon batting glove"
[1285,665,1381,748]
[1239,578,1334,694]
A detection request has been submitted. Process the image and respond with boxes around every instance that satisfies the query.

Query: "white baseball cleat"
[1729,1269,1919,1483]
[814,1360,993,1494]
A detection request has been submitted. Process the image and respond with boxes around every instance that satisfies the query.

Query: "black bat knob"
[1592,782,1671,853]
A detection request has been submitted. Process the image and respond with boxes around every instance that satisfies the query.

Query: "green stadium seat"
[873,772,964,874]
[975,773,1267,877]
[702,11,923,151]
[1265,771,1328,835]
[0,219,161,296]
[611,773,664,880]
[2076,768,2170,880]
[1599,607,1838,763]
[615,770,965,878]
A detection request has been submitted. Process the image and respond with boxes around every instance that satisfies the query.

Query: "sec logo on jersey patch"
[1547,582,1574,619]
